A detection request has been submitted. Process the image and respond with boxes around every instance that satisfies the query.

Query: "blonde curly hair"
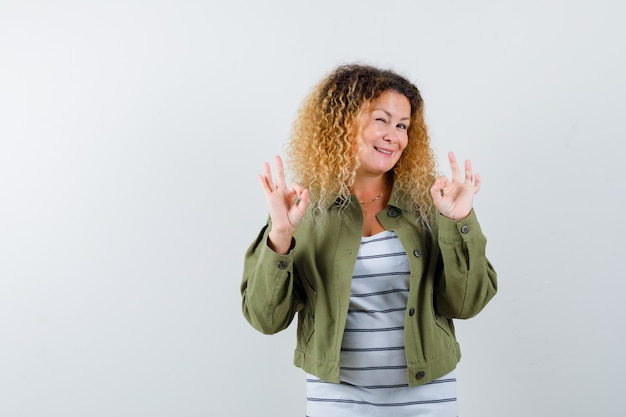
[287,64,436,226]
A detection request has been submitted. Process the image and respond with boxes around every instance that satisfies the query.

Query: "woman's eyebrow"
[373,108,410,121]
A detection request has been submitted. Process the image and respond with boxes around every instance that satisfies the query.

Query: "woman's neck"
[352,174,389,205]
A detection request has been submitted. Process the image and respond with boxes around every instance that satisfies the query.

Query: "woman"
[241,64,497,416]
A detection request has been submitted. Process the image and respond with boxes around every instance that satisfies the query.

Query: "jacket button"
[409,307,415,316]
[387,208,400,218]
[460,225,470,234]
[277,261,288,270]
[416,371,426,379]
[413,249,421,258]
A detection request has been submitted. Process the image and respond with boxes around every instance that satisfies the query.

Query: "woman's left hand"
[430,151,481,220]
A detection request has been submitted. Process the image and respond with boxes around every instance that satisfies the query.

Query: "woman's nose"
[383,128,397,142]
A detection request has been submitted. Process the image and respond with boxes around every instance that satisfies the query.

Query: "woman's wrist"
[267,230,294,255]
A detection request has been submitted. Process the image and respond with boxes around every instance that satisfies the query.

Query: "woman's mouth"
[375,147,392,155]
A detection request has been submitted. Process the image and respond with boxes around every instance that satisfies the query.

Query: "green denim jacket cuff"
[437,209,482,242]
[259,234,296,268]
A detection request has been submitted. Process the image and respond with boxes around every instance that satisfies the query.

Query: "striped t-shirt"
[306,230,458,417]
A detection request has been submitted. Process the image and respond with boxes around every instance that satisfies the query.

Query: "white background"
[1,1,624,416]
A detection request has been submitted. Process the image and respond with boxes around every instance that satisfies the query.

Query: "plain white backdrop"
[1,1,624,416]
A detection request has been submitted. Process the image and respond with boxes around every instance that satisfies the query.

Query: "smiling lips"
[374,147,393,155]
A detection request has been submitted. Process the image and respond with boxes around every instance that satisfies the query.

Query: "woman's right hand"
[258,155,310,254]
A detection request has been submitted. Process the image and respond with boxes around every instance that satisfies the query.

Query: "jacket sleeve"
[240,222,305,335]
[434,209,497,319]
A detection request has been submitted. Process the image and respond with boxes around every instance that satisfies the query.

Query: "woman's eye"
[376,118,387,123]
[397,124,407,130]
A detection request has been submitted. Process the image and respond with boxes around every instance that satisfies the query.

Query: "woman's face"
[355,90,411,178]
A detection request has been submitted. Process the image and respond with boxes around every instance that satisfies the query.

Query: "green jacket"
[241,191,497,387]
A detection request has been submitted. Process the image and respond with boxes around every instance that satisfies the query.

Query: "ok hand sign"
[258,155,310,254]
[430,152,481,220]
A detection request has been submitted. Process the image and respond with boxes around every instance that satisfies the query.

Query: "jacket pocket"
[298,280,317,343]
[431,288,453,339]
[434,314,454,339]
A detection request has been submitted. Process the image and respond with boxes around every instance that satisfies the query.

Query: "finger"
[464,159,473,184]
[430,177,446,201]
[438,176,450,190]
[448,151,461,183]
[296,188,311,213]
[258,173,272,195]
[291,181,305,193]
[274,155,287,189]
[429,185,441,203]
[291,182,305,203]
[292,182,311,207]
[266,161,276,184]
[474,172,481,193]
[259,162,274,192]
